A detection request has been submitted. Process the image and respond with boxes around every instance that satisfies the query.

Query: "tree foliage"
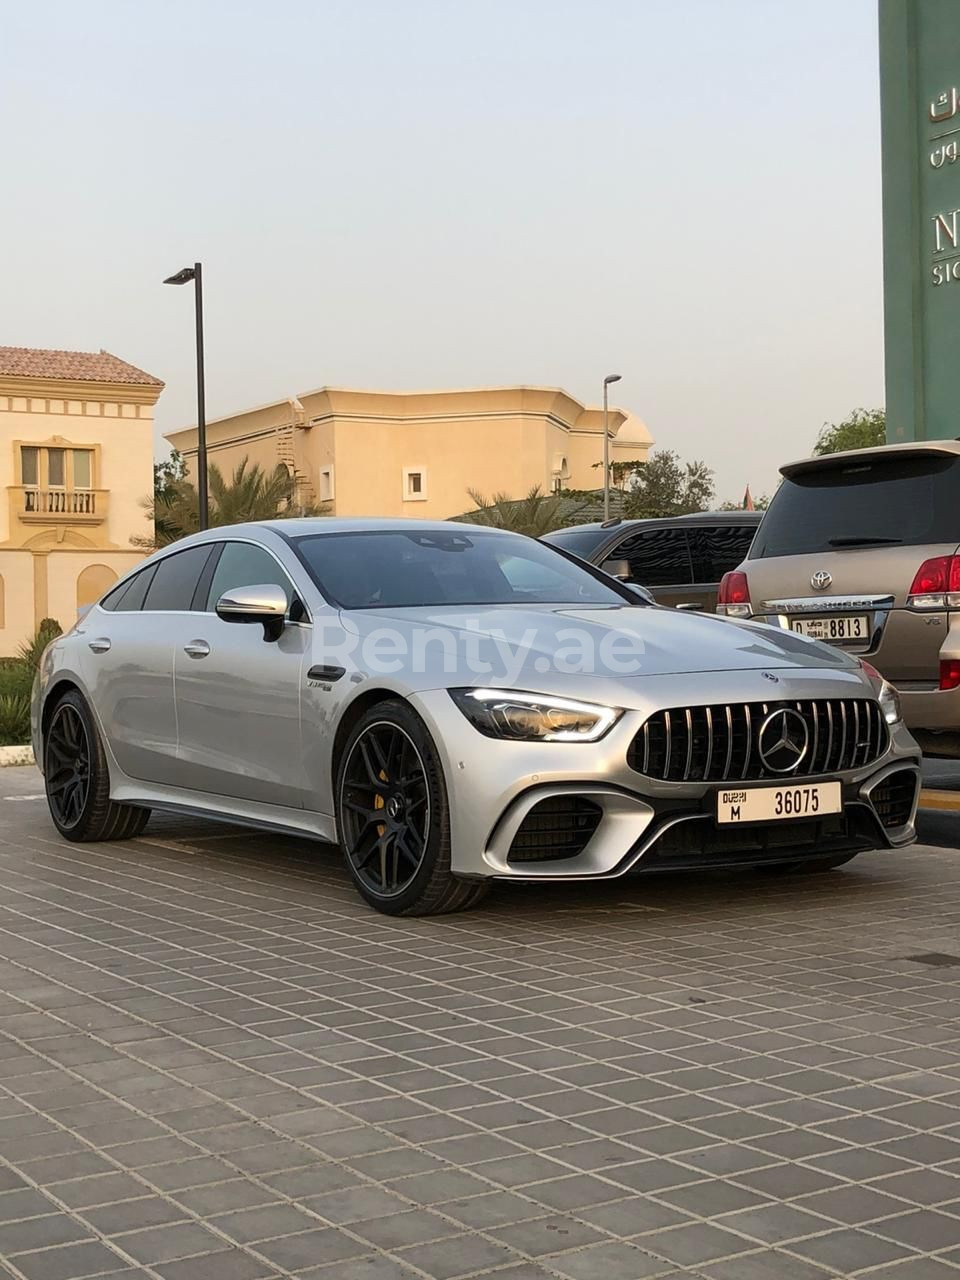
[457,486,585,537]
[590,459,647,491]
[814,408,885,456]
[0,618,63,745]
[623,450,715,519]
[136,457,324,548]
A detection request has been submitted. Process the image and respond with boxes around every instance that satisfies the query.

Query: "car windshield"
[293,529,630,609]
[751,454,960,558]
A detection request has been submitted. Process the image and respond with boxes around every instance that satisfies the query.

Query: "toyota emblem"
[811,570,832,591]
[757,708,809,774]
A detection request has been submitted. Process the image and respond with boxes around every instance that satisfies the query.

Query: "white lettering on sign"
[932,209,960,253]
[932,259,960,285]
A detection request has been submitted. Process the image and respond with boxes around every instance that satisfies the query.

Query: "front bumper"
[411,679,921,882]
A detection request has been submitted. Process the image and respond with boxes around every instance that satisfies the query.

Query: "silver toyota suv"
[717,440,960,759]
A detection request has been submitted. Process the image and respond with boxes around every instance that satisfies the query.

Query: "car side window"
[687,525,756,583]
[102,565,158,612]
[611,528,693,587]
[142,546,215,612]
[205,542,297,613]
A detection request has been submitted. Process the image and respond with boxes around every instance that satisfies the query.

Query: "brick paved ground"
[1,765,960,1279]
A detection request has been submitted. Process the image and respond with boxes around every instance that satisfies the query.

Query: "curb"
[0,745,35,768]
[918,788,960,813]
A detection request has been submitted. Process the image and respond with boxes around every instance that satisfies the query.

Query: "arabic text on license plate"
[717,782,842,825]
[790,615,869,642]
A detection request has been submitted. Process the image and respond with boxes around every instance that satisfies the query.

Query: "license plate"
[717,782,842,825]
[790,615,869,642]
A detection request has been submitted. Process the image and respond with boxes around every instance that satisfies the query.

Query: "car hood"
[333,603,857,685]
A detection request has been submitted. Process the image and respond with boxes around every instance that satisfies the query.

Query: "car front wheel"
[335,700,488,916]
[44,690,150,842]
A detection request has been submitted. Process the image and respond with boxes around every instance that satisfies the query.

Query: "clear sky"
[5,0,882,505]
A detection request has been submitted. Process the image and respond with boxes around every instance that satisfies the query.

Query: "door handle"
[88,638,112,654]
[183,640,211,659]
[675,602,705,611]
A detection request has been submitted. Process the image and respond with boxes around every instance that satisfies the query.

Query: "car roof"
[153,517,525,552]
[780,438,960,478]
[546,510,764,535]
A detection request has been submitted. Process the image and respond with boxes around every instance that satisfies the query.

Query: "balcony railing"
[11,486,109,524]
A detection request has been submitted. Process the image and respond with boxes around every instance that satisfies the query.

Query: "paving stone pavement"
[1,766,960,1279]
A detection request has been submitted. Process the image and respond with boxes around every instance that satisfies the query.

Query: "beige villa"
[166,385,652,519]
[0,347,163,656]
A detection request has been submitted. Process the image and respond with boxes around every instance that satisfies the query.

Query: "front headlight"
[861,661,902,726]
[449,688,622,742]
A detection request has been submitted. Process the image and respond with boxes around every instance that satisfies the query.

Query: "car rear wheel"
[336,700,488,916]
[44,690,150,842]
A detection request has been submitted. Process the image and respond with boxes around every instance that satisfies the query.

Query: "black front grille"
[508,796,602,863]
[870,769,918,828]
[629,699,887,783]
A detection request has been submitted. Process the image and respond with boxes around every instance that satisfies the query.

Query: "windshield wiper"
[827,536,903,547]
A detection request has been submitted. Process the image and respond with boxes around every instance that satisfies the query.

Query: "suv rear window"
[751,454,960,558]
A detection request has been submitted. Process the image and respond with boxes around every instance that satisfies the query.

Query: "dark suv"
[542,511,763,611]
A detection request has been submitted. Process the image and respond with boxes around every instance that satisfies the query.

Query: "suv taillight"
[941,660,960,691]
[907,555,960,609]
[717,570,751,618]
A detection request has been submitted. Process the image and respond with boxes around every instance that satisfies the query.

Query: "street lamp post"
[602,373,622,522]
[163,263,208,530]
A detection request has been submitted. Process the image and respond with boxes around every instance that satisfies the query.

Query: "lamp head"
[603,373,623,386]
[163,267,196,286]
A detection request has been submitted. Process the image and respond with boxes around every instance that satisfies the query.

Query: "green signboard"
[880,0,960,442]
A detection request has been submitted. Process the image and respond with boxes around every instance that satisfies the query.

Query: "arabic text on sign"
[930,86,960,123]
[931,139,960,168]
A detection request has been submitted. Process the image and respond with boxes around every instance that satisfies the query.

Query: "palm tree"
[456,485,586,537]
[134,459,325,549]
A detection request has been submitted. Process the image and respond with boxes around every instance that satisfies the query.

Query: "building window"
[403,467,427,501]
[318,466,335,502]
[19,444,98,515]
[21,447,39,487]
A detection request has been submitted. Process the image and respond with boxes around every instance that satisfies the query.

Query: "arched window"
[77,564,117,613]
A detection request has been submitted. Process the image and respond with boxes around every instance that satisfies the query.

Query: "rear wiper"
[827,536,903,547]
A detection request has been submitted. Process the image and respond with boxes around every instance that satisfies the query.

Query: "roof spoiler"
[780,439,960,479]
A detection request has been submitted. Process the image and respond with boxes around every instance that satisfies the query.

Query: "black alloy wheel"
[42,689,150,842]
[335,699,489,916]
[340,721,430,898]
[45,701,91,831]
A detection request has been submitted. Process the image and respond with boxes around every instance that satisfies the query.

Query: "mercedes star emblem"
[757,708,809,774]
[811,570,832,590]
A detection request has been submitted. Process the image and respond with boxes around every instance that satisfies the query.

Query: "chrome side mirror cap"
[216,583,288,641]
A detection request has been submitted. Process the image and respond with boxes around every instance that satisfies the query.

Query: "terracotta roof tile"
[0,346,164,387]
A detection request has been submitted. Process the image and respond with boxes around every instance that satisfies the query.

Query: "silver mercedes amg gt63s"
[32,519,921,916]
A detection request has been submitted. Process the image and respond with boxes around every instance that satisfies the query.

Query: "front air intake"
[507,795,602,863]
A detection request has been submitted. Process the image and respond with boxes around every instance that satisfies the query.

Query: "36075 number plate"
[717,782,842,825]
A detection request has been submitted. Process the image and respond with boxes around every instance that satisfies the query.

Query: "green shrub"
[0,619,62,747]
[0,694,30,747]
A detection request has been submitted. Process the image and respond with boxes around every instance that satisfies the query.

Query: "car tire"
[43,690,150,842]
[335,699,489,916]
[761,854,860,874]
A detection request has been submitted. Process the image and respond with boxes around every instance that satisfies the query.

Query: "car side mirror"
[216,583,289,642]
[601,558,631,581]
[622,582,655,605]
